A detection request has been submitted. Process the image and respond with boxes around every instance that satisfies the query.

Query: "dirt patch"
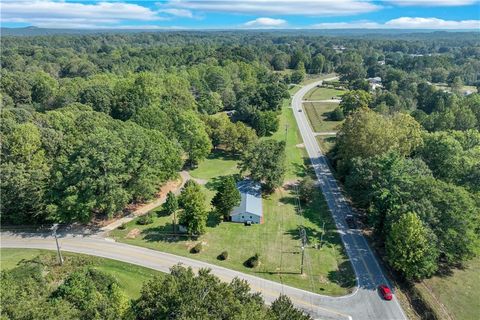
[126,228,141,239]
[296,143,305,148]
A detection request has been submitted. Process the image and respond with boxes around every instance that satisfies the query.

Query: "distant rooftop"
[231,180,263,217]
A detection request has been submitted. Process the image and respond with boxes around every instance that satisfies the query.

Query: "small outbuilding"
[230,180,263,224]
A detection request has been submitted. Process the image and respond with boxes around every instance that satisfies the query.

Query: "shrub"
[118,223,127,230]
[329,107,345,121]
[218,251,229,260]
[137,213,154,225]
[190,243,203,254]
[245,253,260,268]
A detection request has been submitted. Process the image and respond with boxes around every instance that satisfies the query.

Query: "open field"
[304,102,343,132]
[304,87,345,101]
[415,256,480,320]
[111,82,355,296]
[432,83,478,95]
[0,248,162,299]
[190,151,239,181]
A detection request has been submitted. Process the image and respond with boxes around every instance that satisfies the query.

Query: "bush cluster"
[137,213,154,225]
[190,243,203,254]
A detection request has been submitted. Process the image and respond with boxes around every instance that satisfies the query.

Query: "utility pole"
[320,222,325,249]
[173,211,176,236]
[299,227,307,275]
[52,224,63,265]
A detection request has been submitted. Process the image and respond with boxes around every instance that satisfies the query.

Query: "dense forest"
[1,31,479,282]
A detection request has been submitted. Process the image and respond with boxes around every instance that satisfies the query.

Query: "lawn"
[304,87,345,101]
[269,88,309,181]
[304,102,343,132]
[0,248,162,299]
[415,256,480,320]
[111,79,355,295]
[111,184,354,296]
[190,150,239,181]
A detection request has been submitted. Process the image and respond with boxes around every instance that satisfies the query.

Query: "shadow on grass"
[141,223,195,243]
[207,211,222,228]
[205,176,222,191]
[327,261,357,288]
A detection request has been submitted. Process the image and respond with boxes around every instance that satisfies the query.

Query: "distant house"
[230,180,263,224]
[367,77,383,90]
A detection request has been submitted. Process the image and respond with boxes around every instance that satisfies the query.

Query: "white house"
[230,180,263,224]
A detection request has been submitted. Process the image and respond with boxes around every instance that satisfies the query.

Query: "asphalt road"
[0,79,407,320]
[291,79,407,320]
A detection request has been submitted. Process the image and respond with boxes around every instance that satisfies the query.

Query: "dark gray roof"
[230,180,263,217]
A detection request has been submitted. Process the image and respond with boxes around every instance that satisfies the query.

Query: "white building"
[230,180,263,224]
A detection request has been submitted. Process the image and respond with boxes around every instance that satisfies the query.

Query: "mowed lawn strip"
[0,248,163,299]
[304,87,345,101]
[304,102,343,132]
[111,78,355,296]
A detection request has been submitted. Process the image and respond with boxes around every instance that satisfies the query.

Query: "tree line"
[1,253,311,320]
[328,37,479,281]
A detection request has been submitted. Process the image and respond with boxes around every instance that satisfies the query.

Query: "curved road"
[1,79,406,320]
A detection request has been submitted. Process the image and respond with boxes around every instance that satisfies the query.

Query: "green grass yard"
[304,87,345,101]
[0,248,162,299]
[304,102,344,132]
[415,256,480,320]
[111,185,354,296]
[190,151,239,181]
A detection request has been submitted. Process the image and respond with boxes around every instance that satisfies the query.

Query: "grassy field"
[111,184,354,296]
[190,151,239,181]
[304,87,345,101]
[111,81,355,295]
[415,256,480,320]
[0,248,162,299]
[304,102,343,132]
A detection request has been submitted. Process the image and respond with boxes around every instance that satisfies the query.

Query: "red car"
[378,284,393,301]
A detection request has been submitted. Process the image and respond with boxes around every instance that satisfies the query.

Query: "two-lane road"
[291,79,407,319]
[1,80,407,320]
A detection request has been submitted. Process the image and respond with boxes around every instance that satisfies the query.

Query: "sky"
[1,0,479,30]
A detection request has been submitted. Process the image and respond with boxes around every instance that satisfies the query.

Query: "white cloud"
[244,17,287,28]
[386,17,480,29]
[161,0,381,17]
[157,8,194,18]
[312,17,480,29]
[0,0,190,28]
[388,0,478,6]
[312,21,381,28]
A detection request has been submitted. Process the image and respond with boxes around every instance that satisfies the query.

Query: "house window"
[249,216,252,219]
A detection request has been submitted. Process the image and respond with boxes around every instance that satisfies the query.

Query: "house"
[367,77,383,90]
[230,180,263,224]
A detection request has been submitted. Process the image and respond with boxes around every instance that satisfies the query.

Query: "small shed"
[230,180,263,224]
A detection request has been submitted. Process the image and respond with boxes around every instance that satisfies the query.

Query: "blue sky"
[1,0,479,29]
